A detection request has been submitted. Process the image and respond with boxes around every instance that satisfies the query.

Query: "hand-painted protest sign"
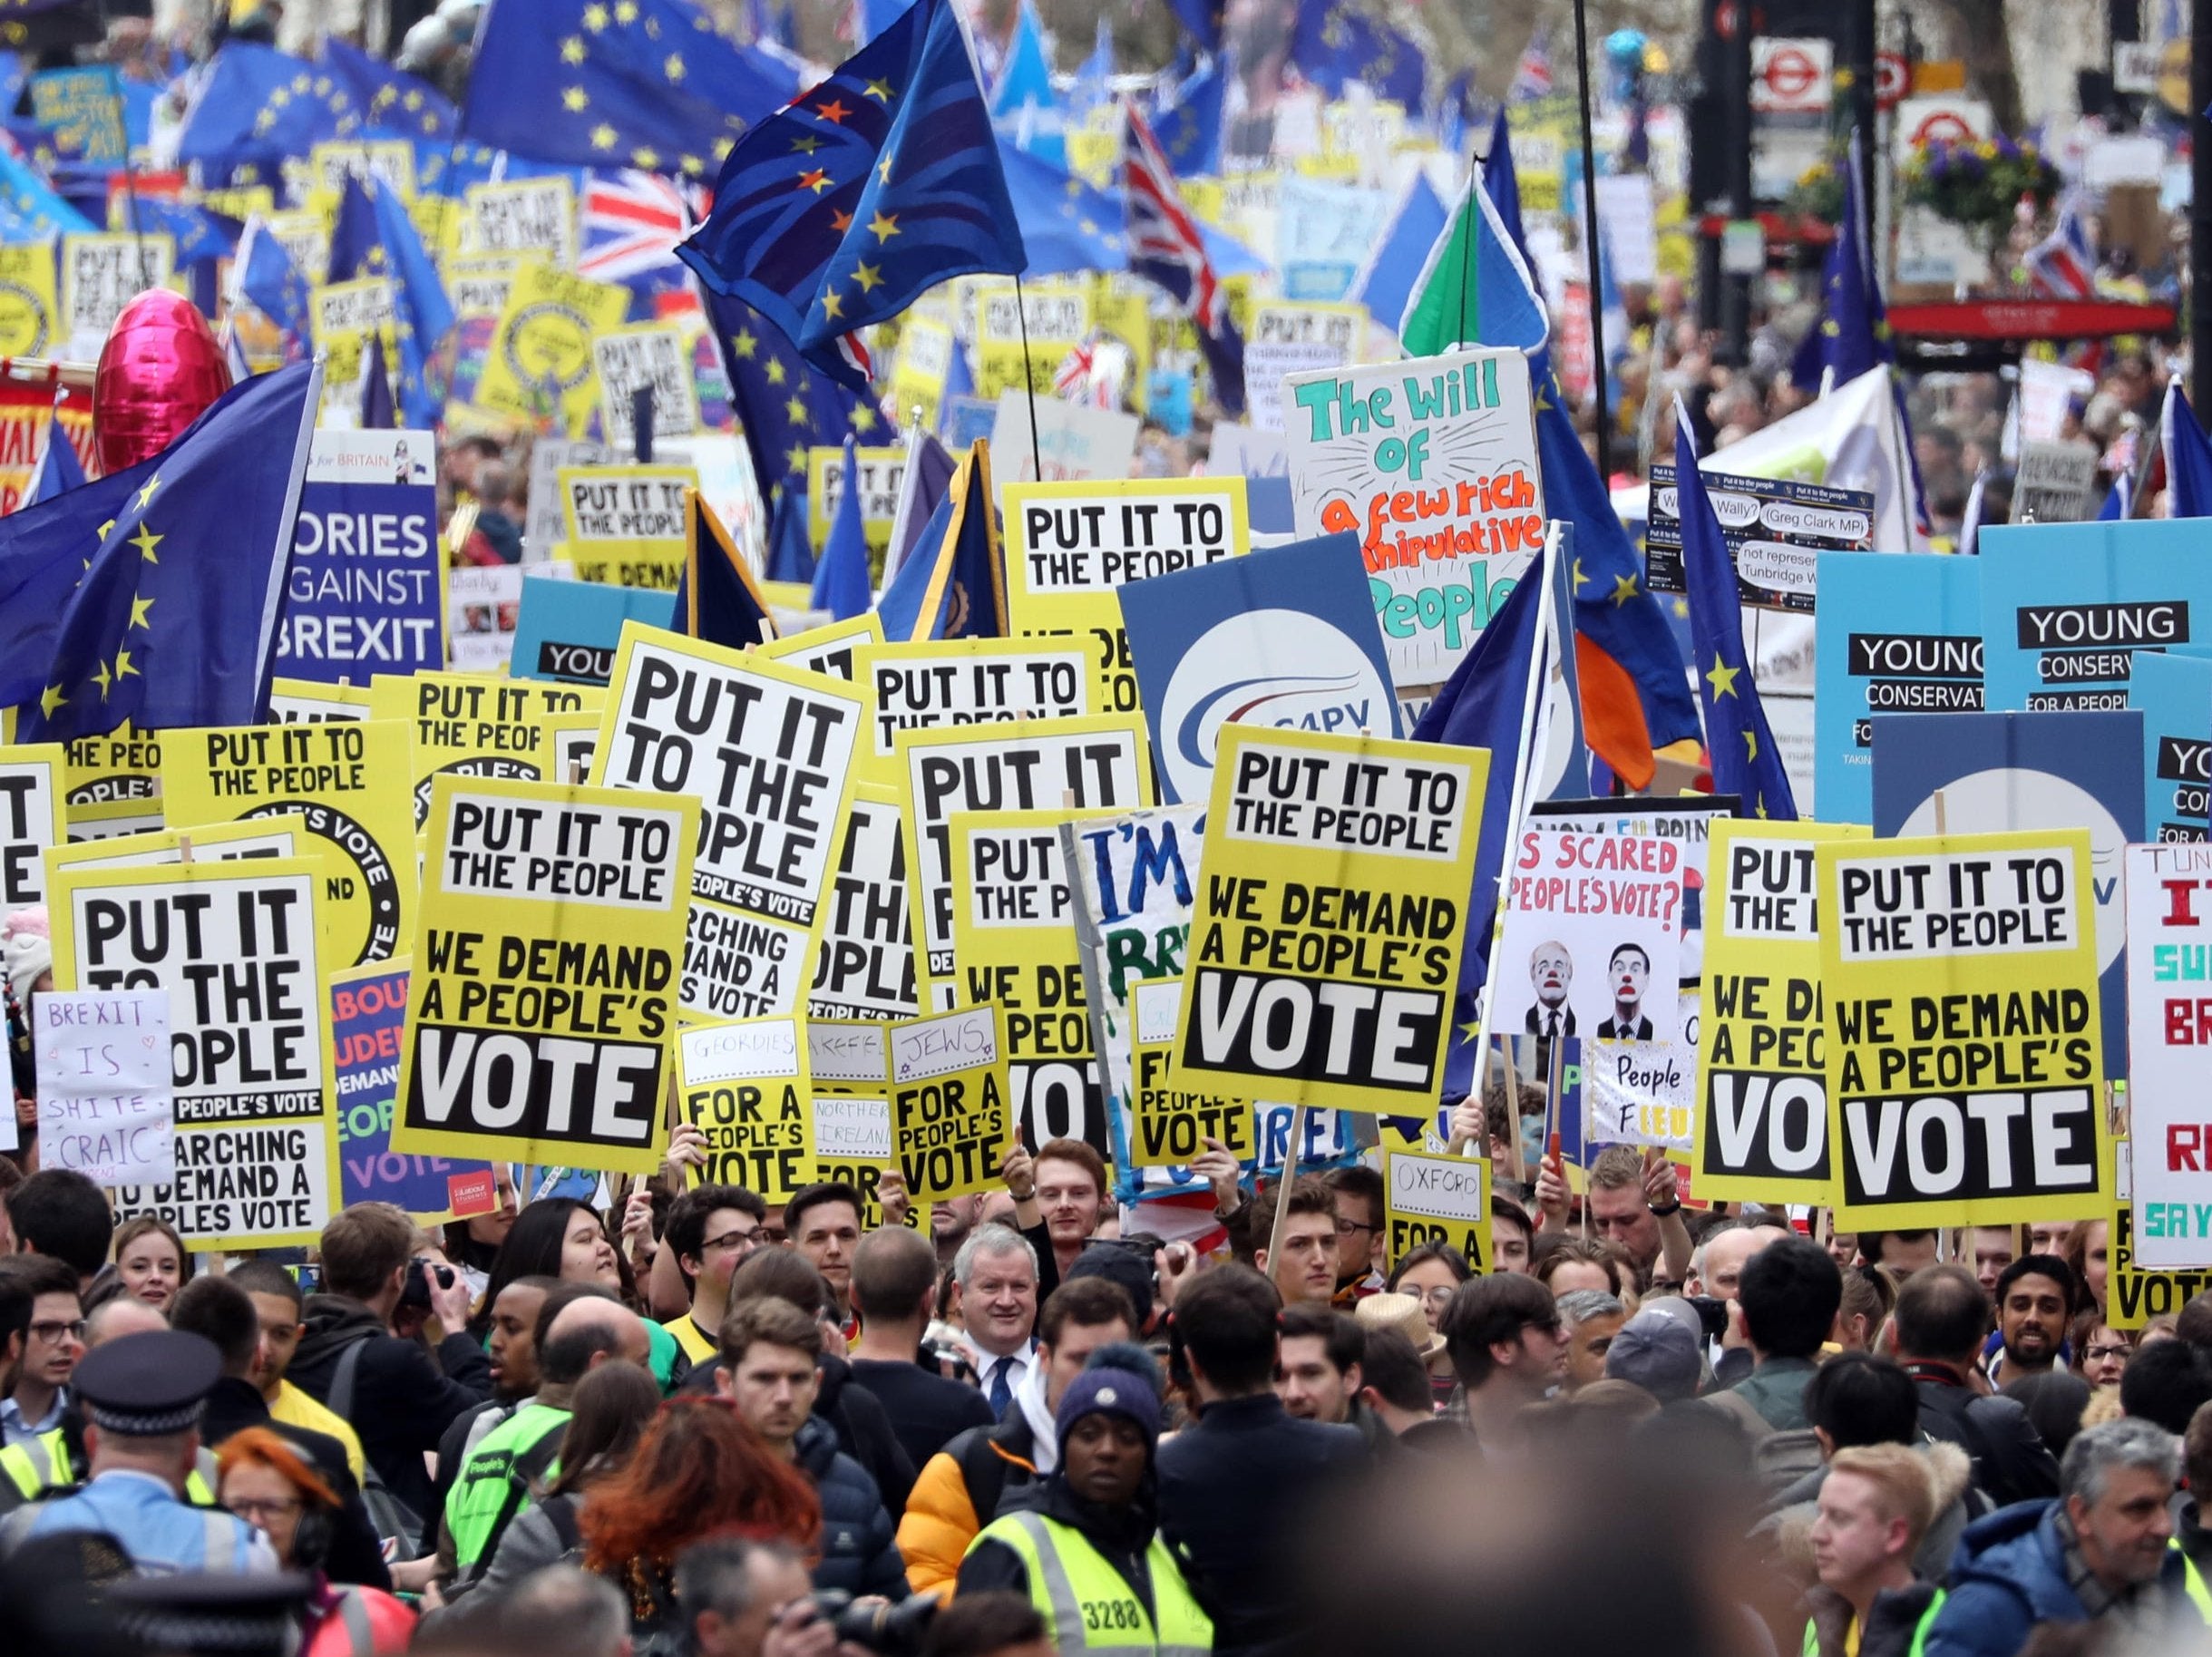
[1873,709,2140,1075]
[371,673,600,827]
[2127,650,2212,843]
[1692,821,1866,1203]
[2013,442,2099,524]
[887,1002,1009,1201]
[1122,530,1397,805]
[1977,520,2212,712]
[0,247,57,360]
[1175,725,1484,1112]
[1246,301,1364,433]
[160,721,415,968]
[1587,988,1700,1154]
[854,637,1091,776]
[897,716,1155,981]
[946,810,1106,1156]
[0,745,66,907]
[332,963,492,1219]
[1494,828,1687,1043]
[461,177,579,268]
[1282,348,1545,687]
[509,576,677,686]
[34,991,171,1186]
[561,464,695,590]
[393,775,697,1175]
[276,430,443,681]
[677,1017,813,1200]
[808,1019,910,1231]
[527,438,616,556]
[595,325,701,452]
[593,624,867,1020]
[1127,977,1253,1166]
[1645,467,1874,613]
[1385,1150,1490,1271]
[30,66,127,162]
[757,614,881,681]
[476,262,630,436]
[1004,478,1251,720]
[807,445,905,553]
[1529,795,1737,980]
[51,858,337,1248]
[1814,552,1984,826]
[809,784,919,1022]
[2123,843,2212,1267]
[1820,829,2106,1225]
[61,233,173,356]
[987,393,1140,486]
[268,679,373,725]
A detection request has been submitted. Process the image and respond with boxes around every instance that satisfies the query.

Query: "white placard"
[34,991,173,1185]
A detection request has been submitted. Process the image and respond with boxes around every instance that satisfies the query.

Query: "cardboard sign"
[1820,829,2106,1225]
[560,464,696,590]
[1004,478,1250,720]
[808,784,920,1021]
[2124,844,2212,1267]
[34,991,172,1186]
[369,672,601,829]
[51,858,337,1249]
[1646,466,1875,613]
[1384,1150,1490,1271]
[1493,828,1687,1043]
[808,1019,910,1231]
[275,430,443,680]
[807,444,905,553]
[161,721,417,968]
[476,262,630,436]
[268,680,373,725]
[1691,821,1866,1203]
[332,962,492,1220]
[0,744,66,907]
[61,234,173,355]
[1245,301,1364,433]
[2110,1187,2212,1330]
[887,1002,1009,1201]
[0,245,60,358]
[1174,725,1484,1113]
[596,325,702,451]
[2015,442,2099,524]
[393,775,697,1174]
[896,716,1155,980]
[2128,651,2212,843]
[1126,976,1253,1166]
[758,615,882,682]
[593,624,867,1020]
[461,178,579,269]
[1587,987,1700,1153]
[854,637,1092,775]
[510,577,678,686]
[1282,348,1545,687]
[677,1017,814,1201]
[987,393,1140,486]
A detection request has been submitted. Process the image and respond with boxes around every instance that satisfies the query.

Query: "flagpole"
[1571,0,1613,481]
[1010,270,1044,480]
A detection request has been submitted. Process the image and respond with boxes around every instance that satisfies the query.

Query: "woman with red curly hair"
[580,1395,823,1638]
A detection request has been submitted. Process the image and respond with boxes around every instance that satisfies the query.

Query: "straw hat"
[1354,1291,1445,1361]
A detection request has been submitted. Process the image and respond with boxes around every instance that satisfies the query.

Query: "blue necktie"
[988,1358,1014,1415]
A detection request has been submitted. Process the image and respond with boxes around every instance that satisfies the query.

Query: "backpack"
[329,1337,427,1553]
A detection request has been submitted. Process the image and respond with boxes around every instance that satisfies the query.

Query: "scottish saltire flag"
[321,38,455,138]
[1286,0,1425,111]
[1675,402,1796,821]
[580,171,698,297]
[464,0,788,180]
[883,426,953,581]
[1399,168,1548,356]
[1510,25,1554,101]
[232,216,311,360]
[675,488,777,649]
[22,363,322,742]
[990,0,1065,164]
[1123,100,1243,415]
[0,452,157,706]
[813,435,874,619]
[704,288,878,517]
[2163,378,2212,520]
[0,131,89,236]
[682,0,1026,392]
[328,173,454,429]
[23,409,84,509]
[875,440,1005,640]
[1151,57,1223,177]
[2026,195,2096,299]
[1349,172,1447,335]
[177,44,360,178]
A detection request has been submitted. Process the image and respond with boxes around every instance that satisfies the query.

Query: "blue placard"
[29,67,126,163]
[940,396,997,451]
[509,575,677,685]
[1870,709,2143,1076]
[1119,531,1399,804]
[333,966,492,1219]
[1978,520,2212,714]
[274,431,443,684]
[2127,649,2212,843]
[1813,552,1985,825]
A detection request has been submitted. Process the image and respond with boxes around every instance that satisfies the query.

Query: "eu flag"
[874,439,1004,640]
[463,0,791,182]
[0,131,90,237]
[232,215,312,360]
[21,363,322,742]
[680,0,1026,393]
[675,487,777,650]
[321,38,456,139]
[115,197,238,268]
[328,172,455,429]
[704,288,880,513]
[176,44,362,178]
[813,434,873,619]
[359,329,396,429]
[0,454,156,709]
[1150,57,1223,178]
[2164,377,2212,520]
[1793,131,1890,390]
[1286,0,1426,112]
[24,411,85,508]
[1675,403,1797,821]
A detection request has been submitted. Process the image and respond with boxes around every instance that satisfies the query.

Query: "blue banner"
[1814,552,1984,825]
[275,431,443,684]
[29,66,126,163]
[509,575,677,685]
[2127,649,2212,843]
[1120,531,1398,804]
[1870,709,2143,1076]
[333,965,492,1219]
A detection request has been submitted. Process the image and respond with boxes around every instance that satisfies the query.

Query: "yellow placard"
[50,857,340,1250]
[159,721,418,969]
[677,1017,814,1200]
[391,774,697,1175]
[368,672,603,831]
[560,463,698,590]
[0,246,59,356]
[1820,830,2108,1227]
[46,815,312,896]
[1126,977,1253,1167]
[889,316,953,432]
[756,613,884,680]
[475,261,630,435]
[810,783,920,1021]
[1003,477,1251,718]
[310,275,395,393]
[62,728,161,826]
[0,743,67,908]
[887,1001,1009,1201]
[309,140,417,200]
[1691,821,1867,1205]
[268,679,375,724]
[1089,275,1154,397]
[973,278,1090,399]
[853,636,1092,779]
[1174,724,1486,1115]
[536,710,603,788]
[806,444,905,553]
[445,254,521,321]
[1384,1150,1490,1272]
[460,177,579,269]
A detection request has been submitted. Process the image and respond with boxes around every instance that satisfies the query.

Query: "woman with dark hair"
[2059,1219,2110,1322]
[1387,1242,1473,1404]
[580,1396,823,1640]
[442,1166,519,1297]
[479,1198,683,1389]
[471,1360,662,1593]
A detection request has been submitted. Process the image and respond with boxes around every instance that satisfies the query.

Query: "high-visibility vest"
[1798,1589,1946,1657]
[2172,1541,2212,1622]
[966,1508,1212,1656]
[444,1402,569,1576]
[1,1430,216,1505]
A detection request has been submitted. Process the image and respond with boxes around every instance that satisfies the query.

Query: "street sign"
[1875,52,1909,111]
[1893,95,1993,163]
[2114,40,2162,94]
[1751,38,1833,113]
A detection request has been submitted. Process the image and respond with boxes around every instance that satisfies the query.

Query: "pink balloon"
[92,290,232,476]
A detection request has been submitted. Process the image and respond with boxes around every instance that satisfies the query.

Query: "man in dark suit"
[1594,943,1654,1040]
[1523,941,1575,1041]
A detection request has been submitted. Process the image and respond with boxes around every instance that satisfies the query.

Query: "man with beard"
[1990,1256,2076,1388]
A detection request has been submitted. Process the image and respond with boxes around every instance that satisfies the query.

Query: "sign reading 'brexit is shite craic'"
[392,775,698,1176]
[1819,829,2107,1226]
[592,624,867,1022]
[1174,725,1486,1114]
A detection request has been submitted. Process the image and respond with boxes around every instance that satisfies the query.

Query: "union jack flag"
[2025,197,2096,300]
[1123,101,1223,331]
[1053,336,1095,397]
[1510,27,1554,102]
[580,171,704,295]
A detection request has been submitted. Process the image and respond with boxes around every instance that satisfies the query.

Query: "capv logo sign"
[1158,609,1392,804]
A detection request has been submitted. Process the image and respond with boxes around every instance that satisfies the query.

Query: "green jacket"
[443,1401,569,1578]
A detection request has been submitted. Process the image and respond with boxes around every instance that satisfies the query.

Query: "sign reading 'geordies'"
[886,1002,1009,1202]
[2123,843,2212,1267]
[51,858,338,1249]
[276,431,443,681]
[1127,977,1253,1166]
[808,784,920,1022]
[1385,1150,1490,1271]
[1282,347,1545,688]
[1174,725,1485,1114]
[853,637,1092,777]
[393,776,697,1176]
[677,1017,813,1203]
[0,744,65,907]
[897,716,1155,982]
[1820,830,2107,1226]
[593,624,867,1021]
[1692,821,1866,1204]
[1491,829,1687,1044]
[1003,478,1250,716]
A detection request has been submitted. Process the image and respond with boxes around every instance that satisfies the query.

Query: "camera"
[809,1590,938,1655]
[1683,1294,1730,1344]
[400,1256,456,1310]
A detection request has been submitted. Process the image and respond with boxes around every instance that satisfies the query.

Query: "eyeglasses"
[226,1496,303,1525]
[28,1319,84,1344]
[759,1226,787,1245]
[2084,1343,2132,1363]
[1414,1286,1457,1310]
[701,1227,762,1254]
[1334,1218,1379,1239]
